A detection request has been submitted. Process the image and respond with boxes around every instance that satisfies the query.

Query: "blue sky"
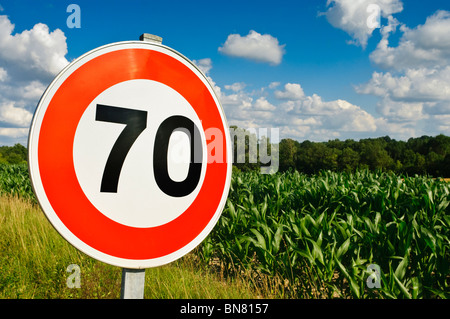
[0,0,449,145]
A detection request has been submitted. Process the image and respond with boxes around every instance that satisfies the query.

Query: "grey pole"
[139,33,163,44]
[121,268,146,299]
[119,33,163,300]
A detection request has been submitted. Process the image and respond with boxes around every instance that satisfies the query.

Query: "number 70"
[95,104,203,197]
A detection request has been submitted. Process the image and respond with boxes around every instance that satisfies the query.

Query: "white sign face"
[28,41,232,268]
[73,79,207,228]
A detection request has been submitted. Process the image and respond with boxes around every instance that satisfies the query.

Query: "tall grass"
[0,195,264,299]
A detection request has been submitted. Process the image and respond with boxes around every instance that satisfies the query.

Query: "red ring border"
[37,46,228,260]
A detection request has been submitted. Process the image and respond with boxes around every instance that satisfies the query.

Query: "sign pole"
[121,268,146,299]
[119,33,163,300]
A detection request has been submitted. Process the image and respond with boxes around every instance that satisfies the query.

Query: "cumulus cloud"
[0,66,6,81]
[217,78,379,141]
[0,102,33,127]
[253,97,276,111]
[284,94,377,133]
[0,128,29,139]
[321,1,450,137]
[203,50,410,140]
[370,10,450,70]
[268,82,280,89]
[192,58,212,75]
[356,67,450,102]
[323,0,403,48]
[0,15,69,144]
[356,10,450,137]
[224,82,246,92]
[274,83,305,100]
[0,15,68,81]
[218,30,285,65]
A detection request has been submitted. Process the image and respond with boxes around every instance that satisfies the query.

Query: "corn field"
[200,170,450,299]
[0,164,34,201]
[1,163,449,298]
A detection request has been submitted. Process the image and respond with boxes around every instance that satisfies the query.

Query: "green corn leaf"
[272,225,283,254]
[393,273,411,299]
[411,277,420,299]
[394,254,409,281]
[306,238,324,266]
[336,237,351,260]
[250,228,266,251]
[335,258,360,298]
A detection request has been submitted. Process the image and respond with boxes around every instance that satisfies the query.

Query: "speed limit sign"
[28,41,232,268]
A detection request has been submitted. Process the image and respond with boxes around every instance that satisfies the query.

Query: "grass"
[0,195,264,299]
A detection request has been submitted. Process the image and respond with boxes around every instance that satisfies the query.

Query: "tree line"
[277,134,450,177]
[232,130,450,177]
[0,144,27,164]
[1,132,449,177]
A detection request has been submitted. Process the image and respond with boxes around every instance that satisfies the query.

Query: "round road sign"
[28,41,232,268]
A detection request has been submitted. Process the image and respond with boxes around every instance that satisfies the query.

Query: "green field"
[0,163,449,298]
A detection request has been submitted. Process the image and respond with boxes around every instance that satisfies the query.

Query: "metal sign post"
[119,33,163,299]
[121,268,146,299]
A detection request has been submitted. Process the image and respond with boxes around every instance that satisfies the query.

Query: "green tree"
[278,138,298,172]
[338,147,360,171]
[360,140,393,171]
[296,142,339,173]
[442,154,450,177]
[426,151,444,177]
[0,143,27,164]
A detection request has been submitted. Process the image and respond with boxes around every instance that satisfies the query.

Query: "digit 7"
[95,104,147,193]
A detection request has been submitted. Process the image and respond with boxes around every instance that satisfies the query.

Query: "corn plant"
[201,170,450,299]
[0,163,35,202]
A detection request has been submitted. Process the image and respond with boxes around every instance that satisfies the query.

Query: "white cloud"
[0,128,29,139]
[353,10,450,138]
[374,117,417,140]
[253,97,276,111]
[370,10,450,70]
[0,15,69,144]
[0,15,68,81]
[376,97,426,121]
[323,0,403,48]
[268,82,280,89]
[356,67,450,102]
[217,77,379,141]
[286,95,377,132]
[274,83,305,100]
[192,58,212,75]
[0,66,6,81]
[429,114,450,133]
[218,30,285,65]
[224,82,246,92]
[0,102,33,127]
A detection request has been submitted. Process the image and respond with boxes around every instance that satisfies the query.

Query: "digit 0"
[153,115,203,197]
